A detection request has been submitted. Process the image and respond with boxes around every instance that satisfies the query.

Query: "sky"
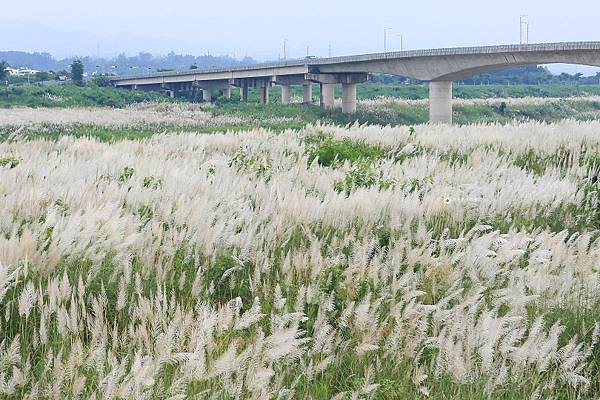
[2,0,600,74]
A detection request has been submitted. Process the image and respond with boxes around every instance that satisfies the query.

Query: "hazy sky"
[2,0,600,70]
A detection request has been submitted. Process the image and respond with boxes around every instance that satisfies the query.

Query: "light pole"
[384,27,392,54]
[283,39,289,60]
[397,34,404,51]
[302,44,309,57]
[520,15,529,45]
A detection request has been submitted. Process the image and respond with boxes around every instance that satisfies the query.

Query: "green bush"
[118,166,135,182]
[305,133,387,167]
[333,160,396,196]
[92,75,113,87]
[0,85,170,108]
[0,157,19,168]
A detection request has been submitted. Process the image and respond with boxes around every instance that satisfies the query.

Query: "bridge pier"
[203,88,212,102]
[303,83,313,104]
[320,83,335,110]
[307,73,368,114]
[222,86,231,99]
[281,85,291,104]
[260,85,270,104]
[241,83,249,102]
[342,83,357,114]
[429,81,453,124]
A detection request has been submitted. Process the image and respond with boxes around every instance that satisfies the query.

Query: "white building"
[7,68,41,76]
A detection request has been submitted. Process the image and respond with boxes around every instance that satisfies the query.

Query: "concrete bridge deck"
[110,41,600,124]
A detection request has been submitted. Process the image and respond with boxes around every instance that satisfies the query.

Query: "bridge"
[110,42,600,124]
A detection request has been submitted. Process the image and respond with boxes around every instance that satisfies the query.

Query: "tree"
[92,74,112,87]
[70,60,84,86]
[190,63,198,70]
[35,71,50,81]
[0,61,9,82]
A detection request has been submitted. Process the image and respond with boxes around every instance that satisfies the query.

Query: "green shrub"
[229,150,272,181]
[0,85,170,109]
[143,176,161,189]
[118,166,135,182]
[305,133,387,167]
[333,160,396,196]
[0,157,19,168]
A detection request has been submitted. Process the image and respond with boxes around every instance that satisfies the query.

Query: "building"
[7,68,41,76]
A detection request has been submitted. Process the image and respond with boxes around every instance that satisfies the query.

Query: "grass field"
[3,86,600,398]
[2,114,600,398]
[3,83,600,110]
[0,85,167,108]
[3,97,600,142]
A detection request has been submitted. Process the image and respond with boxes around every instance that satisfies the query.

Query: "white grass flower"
[235,297,264,330]
[17,282,36,318]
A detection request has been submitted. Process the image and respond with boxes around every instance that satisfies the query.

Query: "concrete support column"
[429,81,453,124]
[222,86,231,99]
[203,88,212,102]
[169,90,175,99]
[320,83,335,110]
[260,85,270,104]
[341,83,357,114]
[281,85,291,104]
[241,83,249,102]
[303,83,313,104]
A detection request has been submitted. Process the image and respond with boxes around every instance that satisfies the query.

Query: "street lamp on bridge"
[520,15,530,45]
[383,27,393,55]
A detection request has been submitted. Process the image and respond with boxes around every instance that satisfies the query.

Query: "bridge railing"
[109,59,308,81]
[315,41,600,65]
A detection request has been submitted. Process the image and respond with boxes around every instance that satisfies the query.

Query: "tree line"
[0,51,255,77]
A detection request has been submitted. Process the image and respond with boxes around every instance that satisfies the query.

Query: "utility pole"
[397,34,404,51]
[302,44,309,57]
[384,27,392,54]
[283,39,288,60]
[328,44,332,58]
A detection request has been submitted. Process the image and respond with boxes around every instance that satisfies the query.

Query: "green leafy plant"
[118,166,135,182]
[305,133,387,167]
[333,160,396,196]
[0,157,19,168]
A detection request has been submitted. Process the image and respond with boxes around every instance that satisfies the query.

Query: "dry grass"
[0,102,296,131]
